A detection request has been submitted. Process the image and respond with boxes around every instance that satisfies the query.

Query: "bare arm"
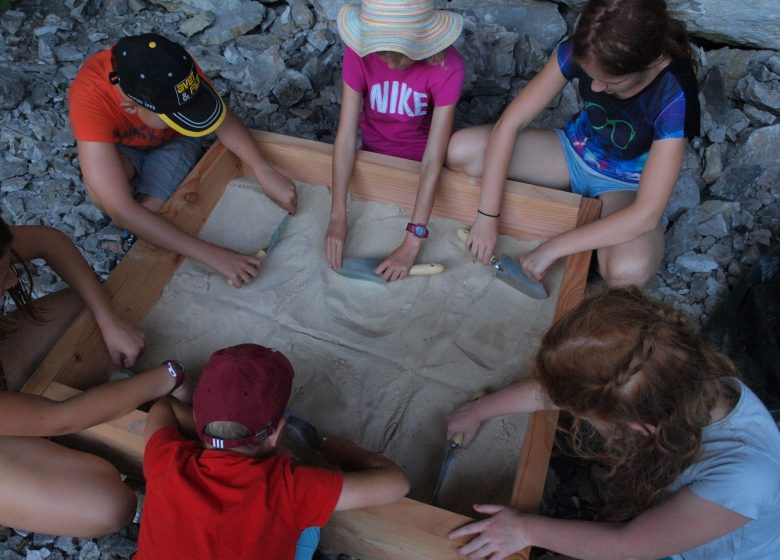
[144,396,197,443]
[215,110,297,214]
[446,380,551,447]
[376,103,457,281]
[326,82,362,270]
[0,365,176,437]
[451,488,750,560]
[468,51,568,263]
[320,435,410,511]
[10,225,144,368]
[519,137,685,280]
[77,140,261,287]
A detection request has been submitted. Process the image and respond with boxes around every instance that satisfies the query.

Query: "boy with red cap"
[68,33,297,288]
[136,343,409,559]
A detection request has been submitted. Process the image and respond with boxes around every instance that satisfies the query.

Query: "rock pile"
[0,0,778,557]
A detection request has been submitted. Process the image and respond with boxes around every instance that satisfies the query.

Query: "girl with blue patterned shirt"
[447,0,700,288]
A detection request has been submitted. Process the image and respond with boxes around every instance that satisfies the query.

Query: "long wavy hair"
[534,287,738,521]
[572,0,694,75]
[1,216,42,337]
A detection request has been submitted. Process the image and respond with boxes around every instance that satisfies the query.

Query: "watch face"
[414,225,425,236]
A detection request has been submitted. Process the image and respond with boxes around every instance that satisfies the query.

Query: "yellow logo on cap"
[175,71,201,105]
[149,41,157,48]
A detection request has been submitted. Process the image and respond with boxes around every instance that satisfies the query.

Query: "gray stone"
[76,540,99,560]
[449,0,565,52]
[31,533,55,547]
[735,75,780,115]
[179,11,216,37]
[149,0,245,14]
[665,209,700,261]
[738,124,780,167]
[514,34,547,79]
[272,69,312,107]
[746,228,773,246]
[24,549,50,560]
[1,10,27,35]
[290,0,315,29]
[185,45,225,77]
[709,164,762,201]
[704,48,775,97]
[698,214,730,238]
[702,143,723,185]
[0,159,28,181]
[676,253,720,273]
[53,44,84,63]
[698,200,740,223]
[199,2,266,46]
[1,177,29,193]
[52,537,78,556]
[743,103,778,126]
[37,33,57,65]
[306,28,335,53]
[665,174,701,222]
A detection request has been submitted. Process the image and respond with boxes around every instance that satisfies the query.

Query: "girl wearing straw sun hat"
[325,0,465,281]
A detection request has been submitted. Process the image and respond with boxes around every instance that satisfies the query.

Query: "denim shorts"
[116,135,203,201]
[554,129,638,198]
[295,527,320,560]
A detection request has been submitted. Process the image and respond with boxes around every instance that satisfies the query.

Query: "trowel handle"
[456,228,497,261]
[448,389,489,447]
[409,263,445,276]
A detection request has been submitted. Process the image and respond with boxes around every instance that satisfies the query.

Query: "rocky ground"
[1,0,778,558]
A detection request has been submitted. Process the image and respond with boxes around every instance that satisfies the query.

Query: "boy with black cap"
[136,343,409,559]
[68,34,297,288]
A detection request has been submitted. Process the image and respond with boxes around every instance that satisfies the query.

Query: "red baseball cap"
[193,344,294,449]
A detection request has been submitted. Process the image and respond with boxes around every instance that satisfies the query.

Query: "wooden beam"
[246,131,582,241]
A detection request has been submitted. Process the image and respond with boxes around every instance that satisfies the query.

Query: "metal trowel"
[256,213,292,259]
[336,257,444,284]
[456,228,548,300]
[432,389,488,504]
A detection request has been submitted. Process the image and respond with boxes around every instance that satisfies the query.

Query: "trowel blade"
[432,442,459,504]
[495,254,548,300]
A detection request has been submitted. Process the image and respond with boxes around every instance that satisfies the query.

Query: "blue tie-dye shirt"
[557,39,700,183]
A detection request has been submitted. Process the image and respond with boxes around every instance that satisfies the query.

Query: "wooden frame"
[23,131,600,560]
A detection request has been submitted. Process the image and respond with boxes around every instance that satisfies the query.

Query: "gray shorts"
[116,136,203,201]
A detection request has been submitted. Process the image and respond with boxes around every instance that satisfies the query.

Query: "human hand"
[518,243,558,282]
[208,247,262,288]
[449,505,531,560]
[446,400,485,448]
[374,235,421,282]
[99,313,146,369]
[467,213,499,264]
[325,217,348,270]
[259,169,298,215]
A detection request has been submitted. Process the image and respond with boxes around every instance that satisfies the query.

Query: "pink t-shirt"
[342,45,465,162]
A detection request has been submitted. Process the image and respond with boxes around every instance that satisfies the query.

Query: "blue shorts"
[295,527,320,560]
[554,129,638,198]
[116,136,203,201]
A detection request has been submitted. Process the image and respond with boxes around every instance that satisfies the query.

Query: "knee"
[446,129,485,178]
[598,251,658,289]
[87,483,137,536]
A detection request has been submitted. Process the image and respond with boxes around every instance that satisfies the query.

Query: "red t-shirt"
[67,49,178,148]
[135,427,343,560]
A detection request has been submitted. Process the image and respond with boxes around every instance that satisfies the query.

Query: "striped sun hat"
[337,0,464,61]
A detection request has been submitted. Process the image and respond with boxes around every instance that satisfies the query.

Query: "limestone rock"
[0,66,27,109]
[198,2,266,46]
[179,11,216,37]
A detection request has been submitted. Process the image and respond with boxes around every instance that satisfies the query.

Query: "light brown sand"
[136,179,563,514]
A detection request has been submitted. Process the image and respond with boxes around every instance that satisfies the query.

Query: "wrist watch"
[405,222,429,239]
[162,360,185,392]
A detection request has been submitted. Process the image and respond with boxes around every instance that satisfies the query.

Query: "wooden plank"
[22,143,241,394]
[323,499,527,560]
[246,130,582,241]
[510,196,602,516]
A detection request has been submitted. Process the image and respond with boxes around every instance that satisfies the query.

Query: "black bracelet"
[477,209,500,218]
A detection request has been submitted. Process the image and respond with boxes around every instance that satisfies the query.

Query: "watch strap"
[163,360,185,393]
[405,222,429,239]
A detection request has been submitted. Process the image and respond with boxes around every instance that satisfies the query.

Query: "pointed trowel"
[456,228,548,300]
[432,389,488,505]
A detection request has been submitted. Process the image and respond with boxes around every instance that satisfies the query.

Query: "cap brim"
[159,75,226,137]
[337,4,463,61]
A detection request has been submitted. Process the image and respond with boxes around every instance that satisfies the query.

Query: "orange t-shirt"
[67,49,178,148]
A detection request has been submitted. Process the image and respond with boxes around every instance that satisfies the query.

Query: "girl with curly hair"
[447,288,780,559]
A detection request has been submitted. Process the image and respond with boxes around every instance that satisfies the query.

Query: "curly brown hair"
[533,287,738,521]
[572,0,693,75]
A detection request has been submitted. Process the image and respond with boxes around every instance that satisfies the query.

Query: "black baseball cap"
[108,33,226,137]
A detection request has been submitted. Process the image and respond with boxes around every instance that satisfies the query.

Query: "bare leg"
[597,191,665,288]
[446,126,571,190]
[0,436,136,537]
[0,288,84,391]
[136,194,166,212]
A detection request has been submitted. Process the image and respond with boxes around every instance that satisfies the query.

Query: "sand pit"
[135,179,564,513]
